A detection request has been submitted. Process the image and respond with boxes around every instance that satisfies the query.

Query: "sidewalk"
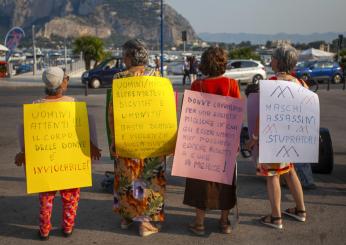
[0,87,346,244]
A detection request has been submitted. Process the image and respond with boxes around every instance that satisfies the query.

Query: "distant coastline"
[199,32,346,44]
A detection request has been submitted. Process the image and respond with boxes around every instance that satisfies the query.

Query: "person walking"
[182,56,190,85]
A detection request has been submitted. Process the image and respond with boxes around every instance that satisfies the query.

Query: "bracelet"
[252,134,259,140]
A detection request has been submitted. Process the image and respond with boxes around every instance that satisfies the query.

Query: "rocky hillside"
[0,0,198,47]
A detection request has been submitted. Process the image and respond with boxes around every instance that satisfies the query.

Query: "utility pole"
[64,35,68,71]
[32,25,37,75]
[160,0,164,76]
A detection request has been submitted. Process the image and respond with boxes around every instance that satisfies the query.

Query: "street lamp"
[160,0,164,76]
[160,0,163,77]
[32,25,37,75]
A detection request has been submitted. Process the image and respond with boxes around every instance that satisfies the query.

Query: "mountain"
[0,0,198,47]
[199,32,346,44]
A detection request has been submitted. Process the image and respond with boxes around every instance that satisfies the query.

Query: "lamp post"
[32,25,37,75]
[160,0,164,76]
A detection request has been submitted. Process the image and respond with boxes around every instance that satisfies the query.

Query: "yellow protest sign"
[112,76,177,158]
[23,102,91,194]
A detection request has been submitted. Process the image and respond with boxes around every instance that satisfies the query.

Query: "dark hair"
[122,39,149,66]
[199,47,228,77]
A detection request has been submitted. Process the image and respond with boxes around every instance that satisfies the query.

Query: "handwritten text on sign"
[113,76,177,159]
[259,80,320,163]
[24,102,91,194]
[172,90,244,185]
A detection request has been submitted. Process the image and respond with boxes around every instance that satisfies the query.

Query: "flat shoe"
[62,228,73,237]
[219,220,232,234]
[139,223,159,237]
[282,207,306,222]
[260,215,283,230]
[38,230,49,241]
[120,219,134,230]
[188,223,205,236]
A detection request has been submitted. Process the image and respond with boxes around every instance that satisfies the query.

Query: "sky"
[165,0,346,34]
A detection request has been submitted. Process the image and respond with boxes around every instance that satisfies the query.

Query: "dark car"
[293,60,343,84]
[16,63,33,74]
[81,57,124,88]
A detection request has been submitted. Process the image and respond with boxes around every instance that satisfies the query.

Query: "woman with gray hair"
[246,44,307,229]
[107,39,164,237]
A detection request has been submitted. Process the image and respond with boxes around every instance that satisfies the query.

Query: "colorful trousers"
[39,188,80,236]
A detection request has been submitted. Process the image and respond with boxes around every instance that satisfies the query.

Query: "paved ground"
[0,77,346,245]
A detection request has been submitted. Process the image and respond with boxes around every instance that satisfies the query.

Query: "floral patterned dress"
[109,68,166,222]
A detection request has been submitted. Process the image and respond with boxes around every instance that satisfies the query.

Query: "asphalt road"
[0,84,346,245]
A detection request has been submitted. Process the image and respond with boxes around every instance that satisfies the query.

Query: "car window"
[323,62,333,68]
[313,62,323,68]
[241,61,258,68]
[230,61,241,69]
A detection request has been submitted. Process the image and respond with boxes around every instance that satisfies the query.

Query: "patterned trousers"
[39,188,80,236]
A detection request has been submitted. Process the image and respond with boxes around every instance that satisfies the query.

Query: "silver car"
[224,59,267,84]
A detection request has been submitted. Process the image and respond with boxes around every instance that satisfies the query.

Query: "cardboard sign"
[112,76,177,158]
[24,102,91,194]
[172,90,244,185]
[259,80,320,163]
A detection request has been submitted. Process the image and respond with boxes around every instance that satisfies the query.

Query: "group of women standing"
[109,39,308,236]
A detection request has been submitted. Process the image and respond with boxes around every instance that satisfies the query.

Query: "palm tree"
[73,36,106,70]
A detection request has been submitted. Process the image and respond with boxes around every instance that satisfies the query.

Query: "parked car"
[224,59,267,84]
[81,57,124,88]
[0,61,7,77]
[16,63,32,74]
[293,60,343,84]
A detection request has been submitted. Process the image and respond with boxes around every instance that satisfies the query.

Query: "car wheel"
[301,74,309,82]
[252,74,263,84]
[311,128,334,174]
[332,74,342,84]
[90,78,101,89]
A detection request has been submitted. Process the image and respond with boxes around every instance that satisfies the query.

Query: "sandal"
[219,220,232,234]
[282,207,306,222]
[120,219,134,230]
[139,222,159,237]
[38,230,49,241]
[260,215,283,229]
[188,223,205,236]
[62,228,73,237]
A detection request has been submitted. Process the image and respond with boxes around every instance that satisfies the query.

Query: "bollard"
[85,81,88,96]
[327,78,330,91]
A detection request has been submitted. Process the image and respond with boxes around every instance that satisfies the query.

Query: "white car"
[224,59,267,84]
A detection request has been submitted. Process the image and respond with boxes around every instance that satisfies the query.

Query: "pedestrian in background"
[182,56,190,85]
[246,44,307,229]
[183,47,240,236]
[189,55,198,82]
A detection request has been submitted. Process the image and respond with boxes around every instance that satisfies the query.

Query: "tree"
[228,47,260,60]
[73,36,106,70]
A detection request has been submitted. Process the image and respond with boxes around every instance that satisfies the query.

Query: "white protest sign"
[259,80,320,163]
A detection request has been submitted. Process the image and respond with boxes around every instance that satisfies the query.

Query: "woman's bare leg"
[266,175,282,223]
[283,168,306,213]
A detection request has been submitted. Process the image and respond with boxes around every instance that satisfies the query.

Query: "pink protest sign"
[172,90,244,185]
[247,93,259,163]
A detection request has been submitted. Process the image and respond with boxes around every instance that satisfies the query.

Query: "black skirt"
[183,174,236,210]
